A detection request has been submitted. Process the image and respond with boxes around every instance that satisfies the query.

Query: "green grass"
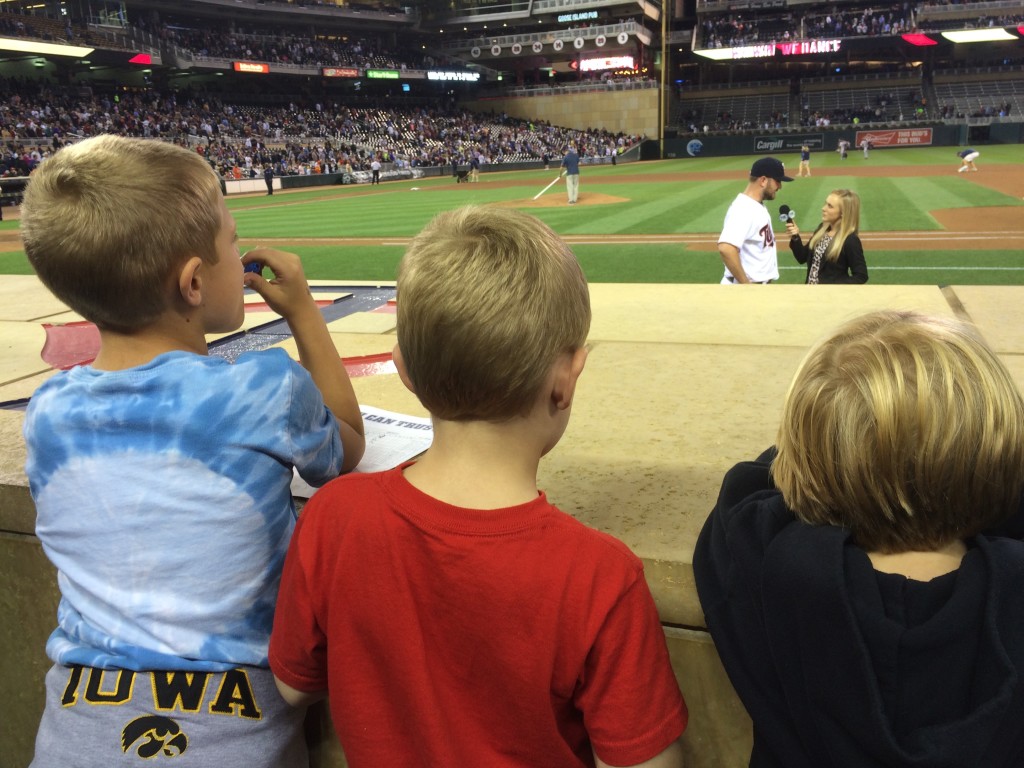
[0,250,30,274]
[4,144,1022,285]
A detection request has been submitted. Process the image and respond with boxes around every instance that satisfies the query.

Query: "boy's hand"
[242,246,366,472]
[242,247,317,320]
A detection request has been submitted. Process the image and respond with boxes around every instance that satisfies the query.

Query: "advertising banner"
[233,61,269,73]
[854,128,933,147]
[752,134,824,153]
[322,67,359,78]
[426,71,481,81]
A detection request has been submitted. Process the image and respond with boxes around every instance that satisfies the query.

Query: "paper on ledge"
[291,405,433,498]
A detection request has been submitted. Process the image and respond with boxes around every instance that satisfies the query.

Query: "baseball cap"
[750,157,793,182]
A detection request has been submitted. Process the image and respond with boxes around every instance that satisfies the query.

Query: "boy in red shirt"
[270,205,687,767]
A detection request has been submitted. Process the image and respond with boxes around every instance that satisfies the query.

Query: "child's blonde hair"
[397,205,591,421]
[774,310,1024,552]
[21,135,224,333]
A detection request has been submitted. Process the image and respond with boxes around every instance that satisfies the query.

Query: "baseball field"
[1,143,1021,285]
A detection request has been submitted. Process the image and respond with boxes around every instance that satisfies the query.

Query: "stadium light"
[693,48,736,60]
[0,37,93,57]
[940,29,1017,43]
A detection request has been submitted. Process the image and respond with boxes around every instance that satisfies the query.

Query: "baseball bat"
[532,175,562,200]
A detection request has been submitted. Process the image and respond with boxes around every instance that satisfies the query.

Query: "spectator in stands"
[21,135,365,768]
[269,205,688,767]
[695,309,1024,768]
[786,189,868,283]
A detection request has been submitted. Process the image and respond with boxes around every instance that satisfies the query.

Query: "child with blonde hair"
[696,310,1024,768]
[270,205,687,768]
[22,135,365,767]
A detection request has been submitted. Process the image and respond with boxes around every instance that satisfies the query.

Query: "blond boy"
[270,206,687,767]
[696,311,1024,767]
[22,135,364,767]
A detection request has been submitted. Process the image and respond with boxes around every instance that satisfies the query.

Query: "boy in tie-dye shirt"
[20,135,365,767]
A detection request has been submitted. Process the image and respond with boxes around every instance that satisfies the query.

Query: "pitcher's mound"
[496,192,628,209]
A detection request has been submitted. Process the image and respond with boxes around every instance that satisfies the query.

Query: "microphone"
[778,205,796,223]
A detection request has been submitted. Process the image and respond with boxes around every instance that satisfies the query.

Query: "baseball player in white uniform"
[718,157,793,284]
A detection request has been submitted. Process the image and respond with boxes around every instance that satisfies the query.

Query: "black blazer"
[789,227,868,284]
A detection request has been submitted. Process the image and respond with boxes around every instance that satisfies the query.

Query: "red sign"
[902,33,937,46]
[776,39,841,55]
[323,67,359,78]
[854,128,933,147]
[233,61,269,73]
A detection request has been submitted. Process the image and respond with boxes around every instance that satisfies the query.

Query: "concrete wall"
[463,87,660,138]
[8,282,1021,767]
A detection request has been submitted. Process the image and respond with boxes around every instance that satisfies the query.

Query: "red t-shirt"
[270,466,687,767]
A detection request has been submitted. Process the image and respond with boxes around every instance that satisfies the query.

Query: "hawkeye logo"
[60,666,263,760]
[122,715,188,758]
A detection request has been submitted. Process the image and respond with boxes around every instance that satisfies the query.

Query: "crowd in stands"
[206,0,407,15]
[936,101,1014,119]
[918,0,1016,5]
[0,8,97,47]
[140,15,431,72]
[678,71,1024,133]
[698,3,1021,47]
[917,13,1024,30]
[0,78,639,180]
[798,106,922,127]
[700,4,911,47]
[799,88,926,127]
[804,5,911,38]
[680,108,788,133]
[699,15,793,48]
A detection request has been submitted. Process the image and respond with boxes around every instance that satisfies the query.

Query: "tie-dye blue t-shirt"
[24,348,343,671]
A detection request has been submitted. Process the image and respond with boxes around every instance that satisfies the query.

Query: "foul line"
[780,265,1024,271]
[257,230,1024,248]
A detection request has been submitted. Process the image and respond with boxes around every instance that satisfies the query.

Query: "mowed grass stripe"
[243,240,1024,286]
[1,239,1020,286]
[233,168,1020,240]
[3,146,1023,284]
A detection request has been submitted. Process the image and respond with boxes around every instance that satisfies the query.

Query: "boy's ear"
[177,256,206,308]
[393,343,417,394]
[553,346,589,410]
